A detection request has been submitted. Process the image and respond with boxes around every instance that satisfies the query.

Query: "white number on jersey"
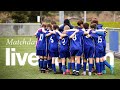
[62,38,65,45]
[98,36,102,43]
[73,34,77,41]
[50,36,54,43]
[39,34,43,41]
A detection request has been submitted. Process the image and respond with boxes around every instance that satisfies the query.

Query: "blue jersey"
[83,30,94,47]
[36,30,46,50]
[90,31,104,52]
[97,24,103,29]
[58,35,70,52]
[67,31,84,51]
[48,33,59,52]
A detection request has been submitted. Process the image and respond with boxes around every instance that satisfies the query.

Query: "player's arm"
[56,30,67,38]
[69,29,79,39]
[46,31,56,37]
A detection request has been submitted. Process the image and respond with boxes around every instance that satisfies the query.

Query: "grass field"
[0,36,120,79]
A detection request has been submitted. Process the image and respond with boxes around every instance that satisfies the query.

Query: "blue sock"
[96,63,100,73]
[62,65,66,72]
[76,64,80,71]
[43,60,47,69]
[68,62,71,70]
[103,61,105,70]
[71,63,75,70]
[104,60,111,68]
[40,59,43,69]
[47,60,51,68]
[83,62,86,71]
[52,64,56,72]
[100,62,103,73]
[59,63,62,72]
[38,59,40,68]
[89,64,93,72]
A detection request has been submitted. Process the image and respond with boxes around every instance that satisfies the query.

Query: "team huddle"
[35,18,114,76]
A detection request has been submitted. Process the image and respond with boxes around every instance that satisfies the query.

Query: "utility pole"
[40,11,43,24]
[84,11,86,23]
[59,11,64,25]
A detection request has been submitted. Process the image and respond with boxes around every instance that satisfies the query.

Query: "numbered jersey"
[36,30,46,50]
[67,31,84,51]
[48,33,59,52]
[59,36,70,52]
[90,32,104,52]
[83,30,94,47]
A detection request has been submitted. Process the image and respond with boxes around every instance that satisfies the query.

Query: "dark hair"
[90,23,97,29]
[53,24,59,30]
[51,21,56,25]
[83,23,89,29]
[41,24,47,28]
[77,20,83,26]
[47,24,52,30]
[64,19,70,25]
[91,18,98,25]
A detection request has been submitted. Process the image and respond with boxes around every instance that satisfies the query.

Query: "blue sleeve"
[66,31,73,38]
[36,32,40,38]
[56,32,60,40]
[96,31,105,36]
[59,25,64,32]
[78,31,84,36]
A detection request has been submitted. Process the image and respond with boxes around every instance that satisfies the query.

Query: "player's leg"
[49,52,57,74]
[58,57,62,73]
[95,58,101,75]
[75,50,83,76]
[88,47,94,76]
[47,50,52,71]
[70,50,76,75]
[61,57,66,75]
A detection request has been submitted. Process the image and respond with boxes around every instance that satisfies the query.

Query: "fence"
[0,23,41,36]
[0,23,120,56]
[105,27,120,58]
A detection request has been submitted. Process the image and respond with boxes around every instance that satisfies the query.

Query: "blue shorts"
[70,50,83,56]
[84,46,94,59]
[59,51,70,58]
[94,49,104,58]
[102,46,106,56]
[49,51,59,57]
[36,50,47,56]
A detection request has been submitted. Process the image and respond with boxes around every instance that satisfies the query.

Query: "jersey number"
[50,36,54,43]
[62,38,65,45]
[72,34,77,41]
[98,36,102,43]
[39,34,43,41]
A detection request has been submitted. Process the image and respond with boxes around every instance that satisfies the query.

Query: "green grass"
[0,36,120,79]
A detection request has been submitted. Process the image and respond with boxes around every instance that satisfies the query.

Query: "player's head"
[91,18,98,25]
[90,23,97,30]
[77,20,83,28]
[64,25,70,31]
[47,24,52,30]
[52,24,59,30]
[41,23,47,29]
[83,23,89,29]
[64,19,70,25]
[51,21,56,25]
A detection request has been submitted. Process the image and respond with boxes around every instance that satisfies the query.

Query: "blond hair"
[64,25,70,31]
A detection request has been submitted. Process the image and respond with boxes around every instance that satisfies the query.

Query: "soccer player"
[91,18,114,74]
[59,19,74,32]
[46,24,53,71]
[81,23,95,76]
[87,23,104,75]
[66,26,88,76]
[35,24,47,73]
[46,24,60,74]
[77,20,84,69]
[56,25,71,75]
